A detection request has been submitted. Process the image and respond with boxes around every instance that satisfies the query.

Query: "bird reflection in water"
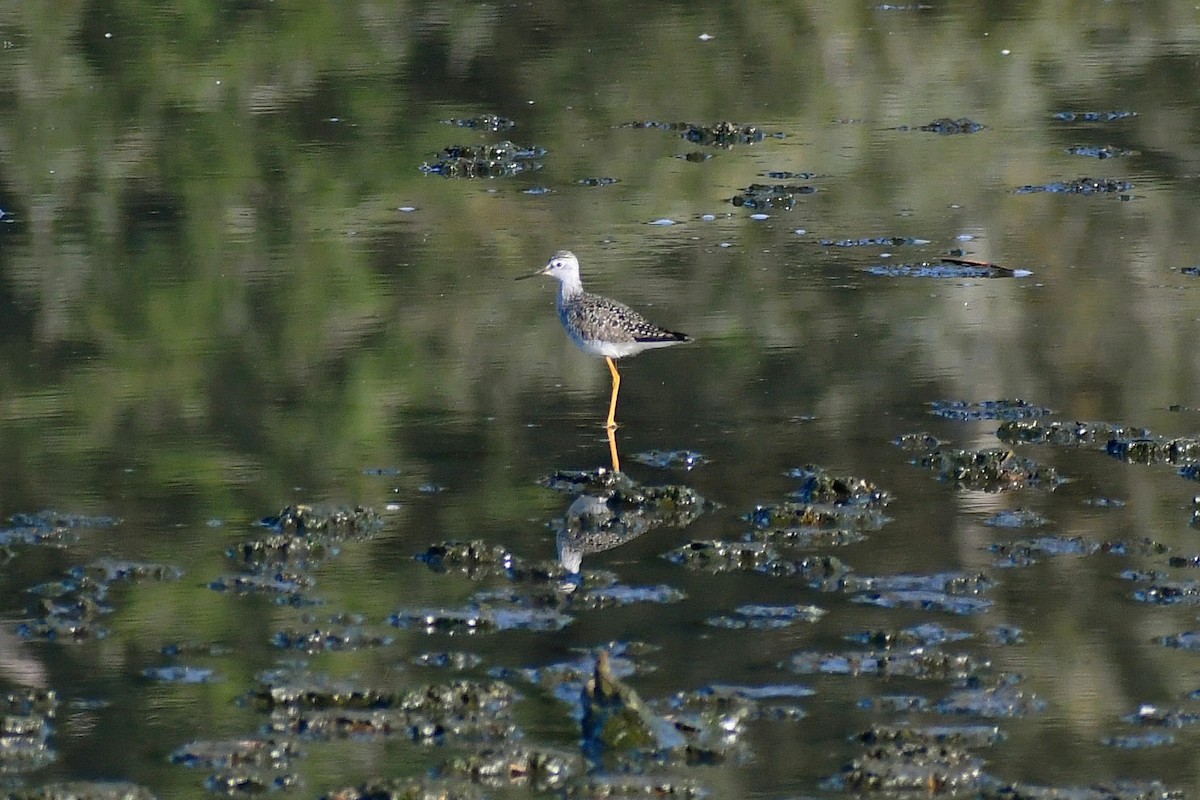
[544,469,710,590]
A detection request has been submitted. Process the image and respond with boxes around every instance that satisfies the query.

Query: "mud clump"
[908,445,1064,492]
[1014,176,1133,195]
[420,142,546,177]
[621,119,784,148]
[730,183,816,210]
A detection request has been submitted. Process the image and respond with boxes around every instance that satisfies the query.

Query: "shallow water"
[3,2,1200,798]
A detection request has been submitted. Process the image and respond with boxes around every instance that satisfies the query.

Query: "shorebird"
[518,250,690,429]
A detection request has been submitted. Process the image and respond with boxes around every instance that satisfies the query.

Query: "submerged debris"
[849,571,994,616]
[249,673,517,745]
[1109,435,1200,466]
[259,504,381,537]
[746,501,890,531]
[983,509,1048,528]
[664,540,851,584]
[914,117,985,134]
[631,449,708,470]
[820,235,930,247]
[845,622,973,649]
[9,783,159,800]
[706,603,826,630]
[787,649,989,680]
[415,540,515,578]
[931,399,1053,421]
[1052,110,1138,122]
[319,777,484,800]
[998,419,1142,448]
[0,688,57,774]
[0,510,118,548]
[746,525,865,548]
[441,114,516,131]
[785,464,890,508]
[729,183,816,209]
[1014,176,1133,195]
[936,678,1046,717]
[865,259,1032,278]
[621,120,783,147]
[143,665,218,683]
[989,536,1100,567]
[908,444,1064,492]
[389,604,573,634]
[19,558,183,643]
[271,625,393,653]
[420,142,546,177]
[433,745,580,791]
[1066,144,1135,158]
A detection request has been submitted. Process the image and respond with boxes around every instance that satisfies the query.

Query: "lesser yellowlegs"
[518,250,691,430]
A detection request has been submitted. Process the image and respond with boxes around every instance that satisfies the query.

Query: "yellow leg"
[606,424,621,473]
[604,356,621,430]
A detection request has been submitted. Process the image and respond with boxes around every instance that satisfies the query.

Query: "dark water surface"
[3,2,1200,797]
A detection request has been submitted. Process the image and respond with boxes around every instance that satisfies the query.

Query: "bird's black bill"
[514,269,546,281]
